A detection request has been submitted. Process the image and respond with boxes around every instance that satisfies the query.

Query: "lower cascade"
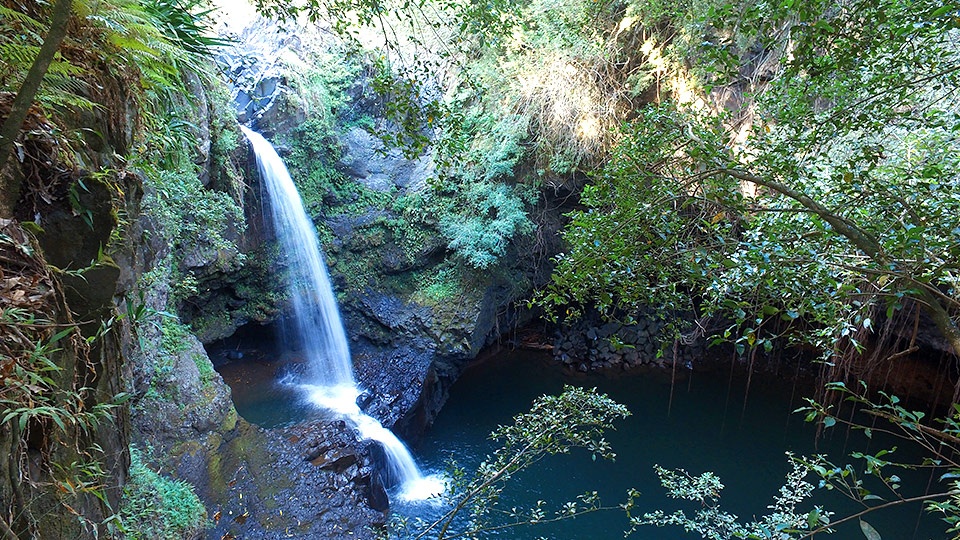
[241,126,442,502]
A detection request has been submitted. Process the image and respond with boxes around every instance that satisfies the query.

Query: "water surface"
[402,350,945,540]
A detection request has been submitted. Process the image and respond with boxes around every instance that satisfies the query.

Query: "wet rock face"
[179,419,386,540]
[338,126,435,192]
[344,281,524,439]
[285,421,390,513]
[353,342,438,435]
[552,312,706,372]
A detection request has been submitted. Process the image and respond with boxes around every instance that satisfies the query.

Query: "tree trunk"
[0,0,74,218]
[918,288,960,358]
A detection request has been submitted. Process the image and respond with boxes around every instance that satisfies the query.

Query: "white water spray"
[242,126,442,502]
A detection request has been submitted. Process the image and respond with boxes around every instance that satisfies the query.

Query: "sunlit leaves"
[390,387,630,539]
[638,456,830,539]
[535,0,960,357]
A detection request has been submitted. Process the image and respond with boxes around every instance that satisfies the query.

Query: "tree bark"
[0,0,74,217]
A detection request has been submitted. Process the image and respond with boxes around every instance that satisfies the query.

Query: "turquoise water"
[400,350,947,540]
[212,339,949,539]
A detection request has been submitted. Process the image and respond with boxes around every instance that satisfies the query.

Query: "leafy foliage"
[637,457,830,539]
[387,386,633,539]
[254,0,665,274]
[537,0,960,360]
[437,181,534,270]
[538,105,738,325]
[1,217,129,537]
[118,447,208,539]
[0,0,232,535]
[140,163,245,273]
[0,0,227,119]
[140,0,230,55]
[0,0,92,111]
[645,382,960,539]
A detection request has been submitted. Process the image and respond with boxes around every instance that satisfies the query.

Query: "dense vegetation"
[2,0,960,536]
[266,0,959,375]
[538,0,960,372]
[292,0,960,535]
[299,0,960,376]
[0,0,242,536]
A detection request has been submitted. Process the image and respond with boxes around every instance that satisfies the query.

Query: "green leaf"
[823,416,836,428]
[859,519,881,540]
[806,508,820,529]
[931,5,954,18]
[50,411,66,433]
[50,327,74,344]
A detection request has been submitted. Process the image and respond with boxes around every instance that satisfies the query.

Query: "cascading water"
[242,126,442,502]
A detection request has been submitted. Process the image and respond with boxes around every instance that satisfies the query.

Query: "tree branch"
[718,168,960,356]
[801,490,957,539]
[720,168,884,259]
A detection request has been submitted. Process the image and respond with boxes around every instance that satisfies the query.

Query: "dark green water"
[399,350,946,540]
[211,335,948,539]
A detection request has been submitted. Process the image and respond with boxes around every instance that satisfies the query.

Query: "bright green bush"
[438,181,534,269]
[119,447,208,539]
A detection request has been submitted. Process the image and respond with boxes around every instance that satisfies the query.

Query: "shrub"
[119,447,207,539]
[438,182,534,269]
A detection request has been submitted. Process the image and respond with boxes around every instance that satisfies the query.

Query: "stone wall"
[552,312,706,372]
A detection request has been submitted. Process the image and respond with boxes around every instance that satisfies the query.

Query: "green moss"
[411,263,463,306]
[207,78,244,197]
[193,352,215,388]
[160,316,192,355]
[220,406,238,432]
[327,247,380,292]
[119,447,208,540]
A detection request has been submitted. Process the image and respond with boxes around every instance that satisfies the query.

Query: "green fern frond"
[0,43,87,94]
[84,13,131,34]
[0,5,46,35]
[38,88,100,112]
[148,38,191,64]
[108,34,162,57]
[42,74,92,97]
[117,20,166,40]
[44,57,86,77]
[0,42,42,68]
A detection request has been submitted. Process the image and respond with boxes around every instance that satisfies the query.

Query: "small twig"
[883,346,919,364]
[801,490,957,538]
[0,515,20,540]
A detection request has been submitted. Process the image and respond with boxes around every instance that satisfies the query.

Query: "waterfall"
[242,126,442,502]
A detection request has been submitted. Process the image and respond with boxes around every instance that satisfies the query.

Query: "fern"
[0,5,45,37]
[0,0,226,162]
[0,42,42,69]
[39,75,99,112]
